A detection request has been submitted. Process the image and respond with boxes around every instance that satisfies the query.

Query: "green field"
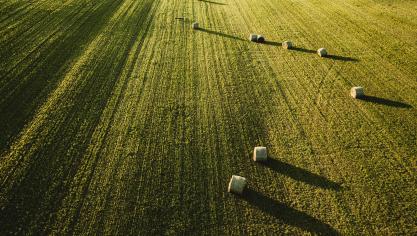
[1,0,416,234]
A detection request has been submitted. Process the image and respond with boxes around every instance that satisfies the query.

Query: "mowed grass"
[0,0,416,234]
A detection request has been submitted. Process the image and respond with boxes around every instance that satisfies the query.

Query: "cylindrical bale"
[317,48,327,57]
[192,22,199,29]
[253,146,267,162]
[228,175,247,194]
[249,34,257,42]
[257,35,265,43]
[282,41,293,49]
[351,87,365,98]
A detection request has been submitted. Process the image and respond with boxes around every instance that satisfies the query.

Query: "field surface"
[1,0,416,234]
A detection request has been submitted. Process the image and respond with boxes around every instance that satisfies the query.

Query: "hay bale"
[192,22,199,29]
[282,41,293,49]
[317,48,327,57]
[228,175,247,194]
[257,35,265,43]
[249,34,257,42]
[351,86,364,98]
[253,146,267,162]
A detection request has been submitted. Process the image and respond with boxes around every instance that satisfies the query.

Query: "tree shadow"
[262,41,282,46]
[358,95,413,108]
[198,0,227,5]
[0,0,128,154]
[323,55,359,62]
[196,28,244,41]
[258,157,342,190]
[239,188,339,235]
[0,0,158,234]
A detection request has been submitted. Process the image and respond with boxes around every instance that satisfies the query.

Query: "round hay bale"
[253,146,267,162]
[249,34,257,42]
[192,22,199,29]
[257,35,265,43]
[317,48,327,57]
[351,86,364,98]
[228,175,247,194]
[282,41,293,49]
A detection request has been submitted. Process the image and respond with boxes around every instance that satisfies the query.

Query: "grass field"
[1,0,416,234]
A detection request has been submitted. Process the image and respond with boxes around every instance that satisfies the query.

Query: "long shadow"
[240,188,339,235]
[291,47,316,54]
[0,0,158,235]
[358,95,413,108]
[198,0,227,5]
[259,157,342,190]
[262,41,281,46]
[0,0,125,154]
[175,17,191,24]
[290,47,359,62]
[323,55,359,62]
[196,28,244,41]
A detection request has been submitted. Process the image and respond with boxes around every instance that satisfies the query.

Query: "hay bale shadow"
[324,55,359,62]
[290,47,317,54]
[290,47,359,62]
[258,156,342,190]
[239,188,339,235]
[358,95,413,108]
[198,0,227,5]
[262,41,282,46]
[175,17,191,24]
[196,28,244,41]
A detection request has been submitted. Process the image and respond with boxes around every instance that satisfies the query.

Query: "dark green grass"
[0,0,416,235]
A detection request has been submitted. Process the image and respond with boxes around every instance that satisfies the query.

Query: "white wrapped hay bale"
[192,22,199,29]
[257,35,265,43]
[282,41,293,49]
[249,34,257,42]
[351,87,364,98]
[317,48,327,57]
[228,175,247,194]
[253,146,267,162]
